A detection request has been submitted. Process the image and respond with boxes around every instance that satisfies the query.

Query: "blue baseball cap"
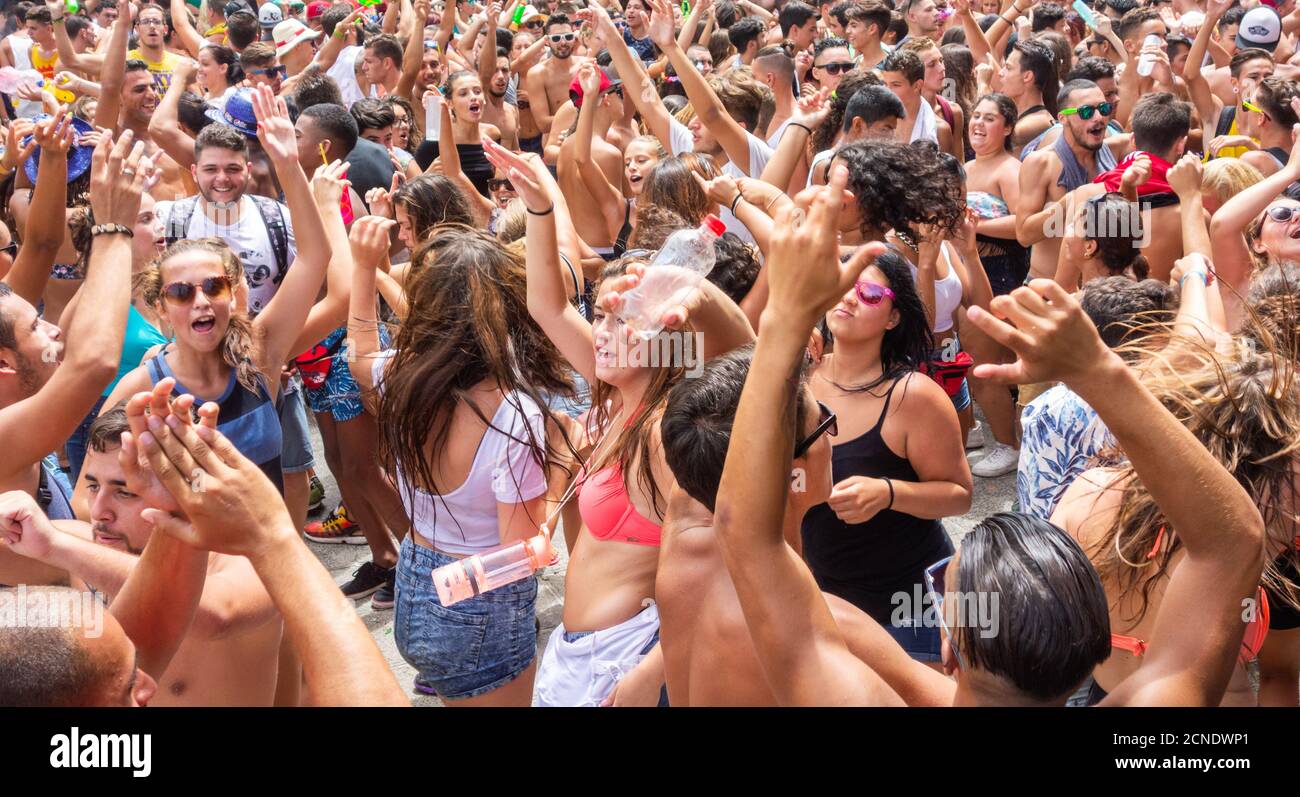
[22,114,96,185]
[205,88,259,137]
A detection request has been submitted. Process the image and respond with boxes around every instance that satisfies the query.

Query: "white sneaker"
[965,420,985,450]
[972,442,1019,478]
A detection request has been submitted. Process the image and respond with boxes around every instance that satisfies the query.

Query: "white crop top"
[373,352,548,555]
[910,245,963,334]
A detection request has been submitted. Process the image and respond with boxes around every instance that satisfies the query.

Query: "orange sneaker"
[303,503,365,544]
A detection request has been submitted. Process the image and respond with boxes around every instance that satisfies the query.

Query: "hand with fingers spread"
[311,158,351,207]
[481,137,551,211]
[791,86,831,129]
[250,83,298,167]
[764,164,888,331]
[349,215,398,270]
[1,120,37,175]
[577,61,603,96]
[646,0,678,48]
[966,279,1117,387]
[120,380,219,516]
[33,108,76,158]
[88,129,151,228]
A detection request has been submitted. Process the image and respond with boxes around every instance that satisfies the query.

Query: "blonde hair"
[496,198,527,244]
[1203,158,1263,207]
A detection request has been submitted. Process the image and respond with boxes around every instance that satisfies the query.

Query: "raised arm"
[169,0,206,57]
[134,394,408,706]
[713,165,891,706]
[345,215,395,395]
[1184,0,1230,135]
[398,0,429,102]
[313,7,365,73]
[648,0,756,172]
[488,139,599,383]
[148,57,199,170]
[4,115,67,306]
[969,281,1264,707]
[759,91,826,189]
[677,0,711,50]
[288,161,356,355]
[247,88,332,375]
[96,1,134,136]
[572,62,627,240]
[584,3,675,149]
[48,0,106,72]
[0,132,144,486]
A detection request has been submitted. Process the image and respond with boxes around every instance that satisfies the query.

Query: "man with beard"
[1017,80,1118,282]
[0,127,143,587]
[479,6,519,149]
[525,12,586,135]
[7,405,284,706]
[54,3,183,93]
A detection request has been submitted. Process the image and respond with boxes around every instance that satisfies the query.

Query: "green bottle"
[65,0,79,12]
[513,5,526,25]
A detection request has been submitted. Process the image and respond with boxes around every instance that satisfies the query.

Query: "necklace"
[893,229,919,253]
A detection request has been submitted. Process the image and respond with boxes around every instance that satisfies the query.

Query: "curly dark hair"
[831,140,966,240]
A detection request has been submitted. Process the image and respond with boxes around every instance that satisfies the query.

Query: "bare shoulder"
[1051,466,1128,545]
[889,372,953,419]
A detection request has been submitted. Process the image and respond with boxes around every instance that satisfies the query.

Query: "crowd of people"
[0,0,1295,708]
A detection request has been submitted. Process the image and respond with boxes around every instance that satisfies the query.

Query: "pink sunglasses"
[855,281,895,306]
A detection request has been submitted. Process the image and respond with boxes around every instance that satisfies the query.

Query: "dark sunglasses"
[816,61,854,75]
[524,19,545,28]
[793,400,838,459]
[1264,205,1299,224]
[0,241,16,259]
[251,66,288,79]
[1060,102,1115,120]
[488,178,515,192]
[162,276,234,306]
[605,85,624,99]
[854,280,896,306]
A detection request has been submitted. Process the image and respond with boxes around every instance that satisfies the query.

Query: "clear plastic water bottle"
[0,67,45,94]
[1137,34,1163,77]
[617,215,726,339]
[431,533,557,606]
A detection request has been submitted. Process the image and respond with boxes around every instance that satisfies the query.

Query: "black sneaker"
[371,568,396,610]
[341,561,393,601]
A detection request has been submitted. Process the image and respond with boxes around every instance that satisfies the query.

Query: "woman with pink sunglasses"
[800,247,973,665]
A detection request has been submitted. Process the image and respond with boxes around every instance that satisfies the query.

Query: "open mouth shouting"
[191,314,217,335]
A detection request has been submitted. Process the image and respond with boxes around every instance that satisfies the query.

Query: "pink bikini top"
[577,462,663,547]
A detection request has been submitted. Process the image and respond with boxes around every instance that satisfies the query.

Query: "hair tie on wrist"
[882,477,894,511]
[729,193,744,215]
[789,122,812,134]
[526,204,555,216]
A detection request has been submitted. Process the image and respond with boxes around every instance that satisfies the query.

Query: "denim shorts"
[394,536,538,700]
[304,325,390,423]
[884,616,943,663]
[544,370,592,419]
[278,384,314,474]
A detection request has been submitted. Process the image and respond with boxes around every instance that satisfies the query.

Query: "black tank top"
[414,140,494,198]
[800,376,954,622]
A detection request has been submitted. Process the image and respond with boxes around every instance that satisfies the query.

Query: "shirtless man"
[1017,81,1117,281]
[1187,1,1275,163]
[479,5,519,150]
[712,168,1266,708]
[559,63,627,255]
[999,39,1057,150]
[0,126,143,588]
[4,403,282,706]
[525,12,586,135]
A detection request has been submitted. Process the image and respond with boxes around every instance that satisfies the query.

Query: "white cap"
[272,18,320,58]
[1237,7,1281,53]
[259,3,285,29]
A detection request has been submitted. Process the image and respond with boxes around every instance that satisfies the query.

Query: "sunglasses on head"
[162,276,234,306]
[1060,102,1115,120]
[793,400,838,459]
[816,61,854,75]
[549,32,577,42]
[1060,102,1112,120]
[854,280,895,306]
[924,555,967,671]
[488,178,515,192]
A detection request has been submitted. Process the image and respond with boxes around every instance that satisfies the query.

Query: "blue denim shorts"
[304,325,390,423]
[394,536,538,700]
[544,370,592,419]
[278,384,314,473]
[884,616,944,663]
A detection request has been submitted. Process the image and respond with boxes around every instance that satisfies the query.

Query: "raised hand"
[349,215,398,270]
[0,490,60,562]
[119,382,213,516]
[1165,152,1203,199]
[172,57,199,88]
[792,86,831,128]
[1120,152,1152,192]
[577,61,603,96]
[764,163,888,330]
[311,158,350,207]
[481,137,552,210]
[647,0,678,49]
[1,119,37,174]
[966,279,1115,386]
[88,129,152,229]
[32,108,75,158]
[1170,252,1214,287]
[692,170,740,209]
[250,83,298,166]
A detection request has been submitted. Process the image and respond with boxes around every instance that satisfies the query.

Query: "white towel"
[910,98,939,145]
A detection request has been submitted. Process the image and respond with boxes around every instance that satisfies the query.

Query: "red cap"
[704,214,726,236]
[306,1,330,19]
[569,71,614,108]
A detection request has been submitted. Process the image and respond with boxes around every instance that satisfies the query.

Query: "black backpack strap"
[250,195,291,277]
[163,195,200,246]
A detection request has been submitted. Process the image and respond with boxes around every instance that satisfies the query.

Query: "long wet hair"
[135,238,262,394]
[375,225,575,513]
[826,247,933,394]
[392,174,475,244]
[639,155,716,226]
[1092,311,1300,625]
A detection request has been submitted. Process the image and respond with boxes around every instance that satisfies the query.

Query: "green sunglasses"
[1060,102,1115,120]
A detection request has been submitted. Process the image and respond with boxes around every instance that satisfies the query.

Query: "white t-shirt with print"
[155,195,298,316]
